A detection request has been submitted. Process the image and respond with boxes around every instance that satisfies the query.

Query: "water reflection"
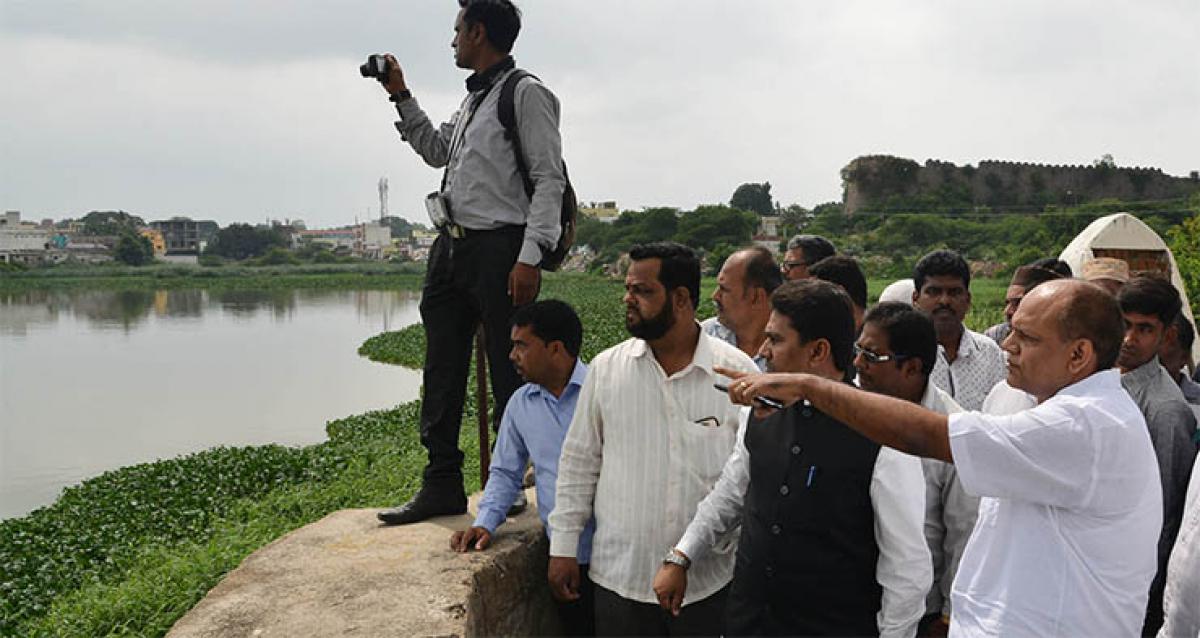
[0,287,423,520]
[0,288,418,335]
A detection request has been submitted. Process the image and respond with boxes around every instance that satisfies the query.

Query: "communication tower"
[378,177,389,221]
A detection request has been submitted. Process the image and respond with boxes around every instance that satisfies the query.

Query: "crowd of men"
[371,2,1197,635]
[424,236,1197,637]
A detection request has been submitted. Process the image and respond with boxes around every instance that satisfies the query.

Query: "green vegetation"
[0,262,425,292]
[0,271,1008,635]
[204,223,290,261]
[112,232,155,266]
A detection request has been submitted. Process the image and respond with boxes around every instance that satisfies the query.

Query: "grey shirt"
[1122,357,1199,593]
[395,65,565,266]
[918,383,974,619]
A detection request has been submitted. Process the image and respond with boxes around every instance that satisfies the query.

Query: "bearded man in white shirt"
[653,281,930,637]
[718,279,1163,637]
[548,242,758,637]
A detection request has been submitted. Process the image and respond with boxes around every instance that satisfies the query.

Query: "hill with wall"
[842,155,1200,214]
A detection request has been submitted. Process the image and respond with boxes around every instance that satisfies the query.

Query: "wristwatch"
[662,548,691,570]
[389,89,412,103]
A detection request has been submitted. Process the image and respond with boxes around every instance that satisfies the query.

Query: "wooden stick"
[475,325,490,488]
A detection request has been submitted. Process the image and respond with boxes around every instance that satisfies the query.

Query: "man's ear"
[1066,338,1096,375]
[808,338,831,365]
[671,287,691,311]
[899,357,924,380]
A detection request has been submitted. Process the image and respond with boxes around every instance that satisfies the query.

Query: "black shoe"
[507,491,528,517]
[377,492,467,526]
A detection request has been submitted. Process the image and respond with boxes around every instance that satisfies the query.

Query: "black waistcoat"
[726,401,883,637]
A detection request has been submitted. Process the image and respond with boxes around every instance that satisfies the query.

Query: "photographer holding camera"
[372,0,566,525]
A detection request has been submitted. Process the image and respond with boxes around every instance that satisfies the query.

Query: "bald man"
[717,280,1163,636]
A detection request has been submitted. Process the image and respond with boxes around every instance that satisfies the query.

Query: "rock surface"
[167,489,561,637]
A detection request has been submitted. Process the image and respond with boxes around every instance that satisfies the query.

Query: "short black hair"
[737,246,783,294]
[629,242,701,309]
[1174,313,1196,352]
[810,255,868,309]
[458,0,521,53]
[785,234,836,265]
[1060,281,1126,371]
[510,299,583,357]
[913,249,970,292]
[1119,274,1182,326]
[770,279,855,377]
[1029,257,1073,278]
[863,302,938,375]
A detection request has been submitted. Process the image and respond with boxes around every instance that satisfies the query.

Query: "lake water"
[0,288,423,520]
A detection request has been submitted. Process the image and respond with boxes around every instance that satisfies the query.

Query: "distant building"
[0,211,51,265]
[581,201,619,223]
[359,221,392,260]
[752,215,783,251]
[140,229,167,256]
[297,228,358,253]
[150,217,219,254]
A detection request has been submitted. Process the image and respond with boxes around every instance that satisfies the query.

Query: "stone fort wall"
[842,155,1200,214]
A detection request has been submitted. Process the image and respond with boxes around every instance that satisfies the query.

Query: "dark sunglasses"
[853,344,915,365]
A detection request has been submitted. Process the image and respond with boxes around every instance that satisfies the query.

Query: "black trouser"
[557,564,596,637]
[417,227,525,493]
[593,583,728,637]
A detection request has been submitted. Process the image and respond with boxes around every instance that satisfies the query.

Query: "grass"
[0,262,425,292]
[1,271,1007,636]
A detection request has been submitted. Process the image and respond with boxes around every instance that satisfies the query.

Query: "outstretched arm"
[714,367,954,463]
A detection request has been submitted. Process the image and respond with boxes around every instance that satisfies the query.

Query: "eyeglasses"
[853,344,915,365]
[781,261,807,273]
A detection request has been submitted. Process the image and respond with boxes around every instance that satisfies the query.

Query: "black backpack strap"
[499,69,537,198]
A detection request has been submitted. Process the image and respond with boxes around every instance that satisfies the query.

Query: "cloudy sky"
[2,0,1197,228]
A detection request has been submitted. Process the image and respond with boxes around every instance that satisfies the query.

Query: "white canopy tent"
[1058,212,1199,363]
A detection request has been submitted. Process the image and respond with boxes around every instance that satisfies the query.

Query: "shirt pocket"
[676,414,738,487]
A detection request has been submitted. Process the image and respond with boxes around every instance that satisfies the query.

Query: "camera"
[359,54,388,80]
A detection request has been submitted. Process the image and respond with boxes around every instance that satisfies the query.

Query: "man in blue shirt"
[450,299,595,635]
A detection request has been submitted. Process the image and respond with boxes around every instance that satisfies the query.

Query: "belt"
[438,222,524,240]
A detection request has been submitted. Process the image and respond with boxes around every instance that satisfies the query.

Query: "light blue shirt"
[474,359,594,564]
[700,316,768,371]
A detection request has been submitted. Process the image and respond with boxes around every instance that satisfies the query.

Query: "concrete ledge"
[167,489,561,637]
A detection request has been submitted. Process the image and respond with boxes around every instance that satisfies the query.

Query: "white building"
[0,211,50,264]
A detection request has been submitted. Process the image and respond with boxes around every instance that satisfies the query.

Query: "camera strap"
[439,76,503,197]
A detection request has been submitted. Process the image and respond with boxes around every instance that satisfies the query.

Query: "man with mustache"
[703,246,782,371]
[548,242,757,636]
[911,250,1005,411]
[448,299,596,635]
[718,279,1163,636]
[652,282,930,637]
[1116,274,1198,636]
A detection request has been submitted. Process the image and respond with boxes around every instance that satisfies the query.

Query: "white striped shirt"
[549,331,758,605]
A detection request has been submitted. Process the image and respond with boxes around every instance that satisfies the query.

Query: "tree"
[206,224,288,260]
[81,211,145,236]
[113,232,154,266]
[676,205,758,251]
[730,182,775,216]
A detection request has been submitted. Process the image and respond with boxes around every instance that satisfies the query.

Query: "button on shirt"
[700,316,768,371]
[676,398,932,638]
[474,360,594,564]
[929,327,1007,411]
[1159,454,1200,638]
[947,370,1163,637]
[394,63,566,266]
[549,333,758,605]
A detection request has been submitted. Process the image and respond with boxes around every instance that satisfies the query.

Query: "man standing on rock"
[375,0,567,525]
[548,243,757,637]
[449,300,595,636]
